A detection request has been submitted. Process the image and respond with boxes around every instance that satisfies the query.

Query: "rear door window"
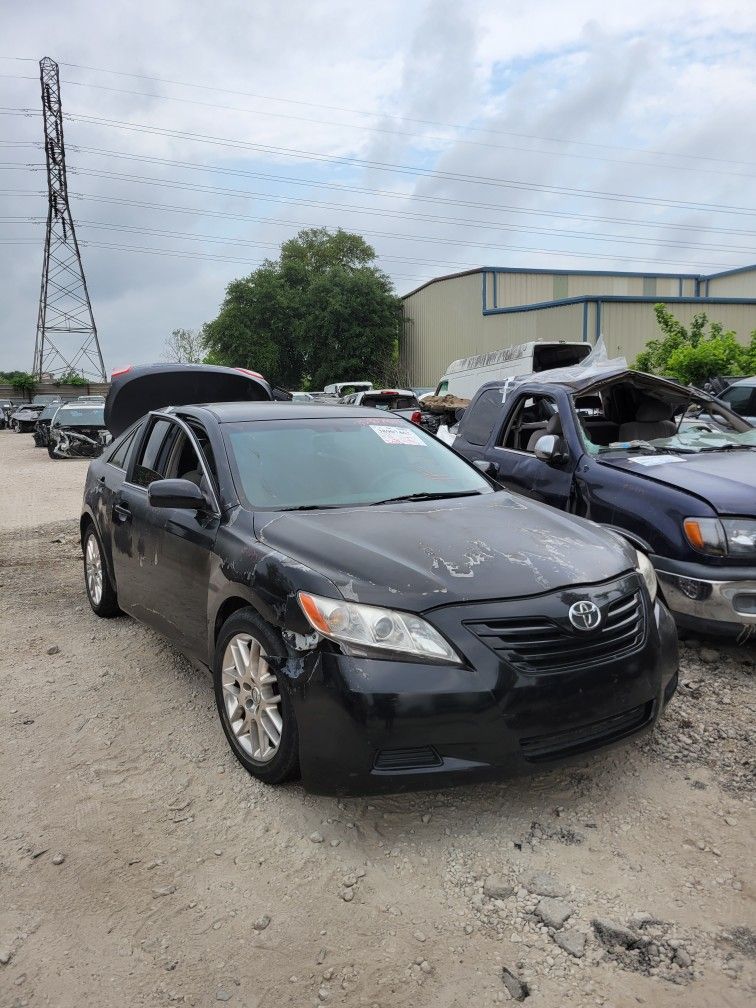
[458,388,504,446]
[108,421,142,470]
[131,418,176,488]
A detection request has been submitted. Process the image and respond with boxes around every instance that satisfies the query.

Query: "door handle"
[113,502,132,522]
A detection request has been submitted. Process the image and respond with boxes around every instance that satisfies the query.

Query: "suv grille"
[467,589,645,673]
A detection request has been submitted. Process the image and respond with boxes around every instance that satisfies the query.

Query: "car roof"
[476,366,702,399]
[174,401,401,423]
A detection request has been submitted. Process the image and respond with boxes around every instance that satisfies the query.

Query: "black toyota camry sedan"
[81,365,678,794]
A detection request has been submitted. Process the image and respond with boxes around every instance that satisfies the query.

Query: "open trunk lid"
[105,364,273,438]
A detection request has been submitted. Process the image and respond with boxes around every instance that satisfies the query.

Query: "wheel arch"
[213,595,260,646]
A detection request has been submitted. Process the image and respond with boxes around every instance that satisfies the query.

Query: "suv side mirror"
[533,434,568,465]
[148,478,206,510]
[473,459,499,478]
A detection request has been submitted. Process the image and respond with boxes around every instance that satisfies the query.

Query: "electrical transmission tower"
[33,57,106,382]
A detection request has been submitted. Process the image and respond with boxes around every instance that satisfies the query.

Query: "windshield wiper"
[370,490,482,505]
[278,503,345,511]
[697,443,752,452]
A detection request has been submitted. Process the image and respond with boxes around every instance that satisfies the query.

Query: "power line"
[35,59,756,169]
[58,113,756,214]
[62,192,754,252]
[9,73,741,179]
[5,215,743,272]
[4,165,756,239]
[4,108,756,217]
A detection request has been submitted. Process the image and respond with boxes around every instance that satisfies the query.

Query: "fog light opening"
[675,577,712,601]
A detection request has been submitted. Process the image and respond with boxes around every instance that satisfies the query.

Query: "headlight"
[722,518,756,556]
[634,550,657,603]
[298,592,461,663]
[683,517,756,557]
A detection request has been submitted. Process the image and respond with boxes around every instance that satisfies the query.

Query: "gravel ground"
[0,428,754,1008]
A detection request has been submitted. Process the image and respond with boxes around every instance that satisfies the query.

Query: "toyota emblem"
[568,600,602,631]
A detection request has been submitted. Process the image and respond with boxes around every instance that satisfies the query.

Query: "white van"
[434,341,592,399]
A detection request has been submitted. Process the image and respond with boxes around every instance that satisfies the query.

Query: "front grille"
[520,701,652,762]
[467,588,645,674]
[373,746,442,771]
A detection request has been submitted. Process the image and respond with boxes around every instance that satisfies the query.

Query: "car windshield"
[55,406,105,426]
[224,417,492,509]
[39,403,61,420]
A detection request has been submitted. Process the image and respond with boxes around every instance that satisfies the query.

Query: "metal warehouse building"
[400,264,756,387]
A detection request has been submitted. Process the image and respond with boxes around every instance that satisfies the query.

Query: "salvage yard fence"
[0,381,110,402]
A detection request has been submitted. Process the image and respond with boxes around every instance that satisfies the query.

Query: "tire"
[82,523,120,617]
[47,443,59,459]
[213,608,300,785]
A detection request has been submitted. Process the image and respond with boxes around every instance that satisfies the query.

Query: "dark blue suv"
[453,366,756,639]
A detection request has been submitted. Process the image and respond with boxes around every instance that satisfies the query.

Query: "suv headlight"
[683,517,756,557]
[721,518,756,556]
[634,550,657,602]
[298,592,461,664]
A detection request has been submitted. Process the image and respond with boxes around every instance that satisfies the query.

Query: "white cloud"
[1,0,754,375]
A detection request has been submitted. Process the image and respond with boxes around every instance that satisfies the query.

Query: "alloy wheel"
[221,633,283,763]
[85,533,103,606]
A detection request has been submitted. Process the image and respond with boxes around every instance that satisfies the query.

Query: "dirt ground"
[0,428,753,1008]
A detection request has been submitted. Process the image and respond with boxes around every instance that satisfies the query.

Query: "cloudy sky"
[2,0,755,376]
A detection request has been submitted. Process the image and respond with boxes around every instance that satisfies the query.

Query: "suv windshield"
[55,406,105,427]
[224,417,491,509]
[580,408,756,455]
[39,403,62,420]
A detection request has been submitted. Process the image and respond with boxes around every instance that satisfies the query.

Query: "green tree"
[6,372,36,396]
[58,370,88,386]
[203,228,400,388]
[634,304,754,385]
[163,327,207,364]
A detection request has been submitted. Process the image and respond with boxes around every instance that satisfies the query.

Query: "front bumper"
[652,554,756,637]
[293,590,679,795]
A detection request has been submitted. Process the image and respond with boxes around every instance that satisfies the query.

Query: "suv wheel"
[213,608,300,785]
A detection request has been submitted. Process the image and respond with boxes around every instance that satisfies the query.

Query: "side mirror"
[148,478,206,510]
[473,459,499,478]
[533,434,567,465]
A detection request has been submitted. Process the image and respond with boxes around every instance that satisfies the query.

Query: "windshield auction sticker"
[370,425,425,446]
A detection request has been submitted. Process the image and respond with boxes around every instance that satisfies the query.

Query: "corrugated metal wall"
[600,301,756,362]
[706,267,756,297]
[400,268,756,387]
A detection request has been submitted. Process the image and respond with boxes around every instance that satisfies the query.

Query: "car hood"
[598,451,756,515]
[255,492,633,611]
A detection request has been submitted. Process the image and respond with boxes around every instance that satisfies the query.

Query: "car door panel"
[110,415,221,659]
[485,391,576,509]
[157,505,219,660]
[491,447,574,508]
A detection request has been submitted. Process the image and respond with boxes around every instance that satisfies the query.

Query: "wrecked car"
[33,400,63,447]
[453,367,756,639]
[80,364,678,794]
[48,401,110,459]
[10,402,45,433]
